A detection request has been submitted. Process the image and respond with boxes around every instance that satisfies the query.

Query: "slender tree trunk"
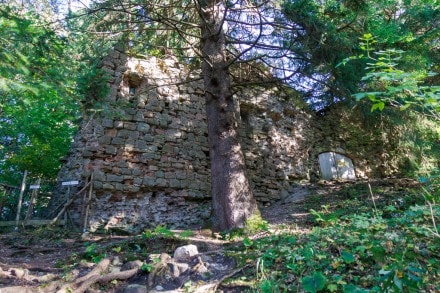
[200,0,259,231]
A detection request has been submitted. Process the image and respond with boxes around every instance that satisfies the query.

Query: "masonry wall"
[50,49,382,232]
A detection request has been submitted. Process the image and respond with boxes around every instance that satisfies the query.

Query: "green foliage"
[83,243,103,263]
[349,34,440,119]
[0,5,80,185]
[227,184,439,292]
[302,272,326,293]
[77,66,110,112]
[317,101,440,177]
[245,214,269,235]
[142,225,175,239]
[141,262,154,272]
[73,0,199,62]
[281,0,439,108]
[333,32,440,177]
[217,215,269,241]
[219,228,246,241]
[178,230,195,238]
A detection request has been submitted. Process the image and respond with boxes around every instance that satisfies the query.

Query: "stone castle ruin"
[50,49,379,232]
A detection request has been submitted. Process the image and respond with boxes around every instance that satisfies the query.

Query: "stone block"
[125,108,137,115]
[124,122,137,130]
[199,182,210,191]
[146,118,157,126]
[111,137,125,145]
[159,119,168,128]
[160,162,171,168]
[134,140,147,150]
[142,176,155,186]
[144,135,154,142]
[149,165,158,171]
[94,171,106,181]
[102,119,114,128]
[175,171,186,179]
[105,145,117,155]
[133,169,143,176]
[106,174,123,183]
[172,163,185,169]
[137,123,150,133]
[105,128,118,137]
[188,181,199,190]
[93,181,103,189]
[141,153,156,161]
[165,172,174,179]
[114,161,128,168]
[170,179,181,188]
[160,144,173,154]
[134,111,145,121]
[121,168,132,175]
[155,178,168,187]
[115,121,124,129]
[98,135,112,144]
[144,111,154,118]
[117,129,139,139]
[103,183,115,190]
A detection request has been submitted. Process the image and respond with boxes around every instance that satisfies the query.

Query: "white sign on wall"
[62,180,79,186]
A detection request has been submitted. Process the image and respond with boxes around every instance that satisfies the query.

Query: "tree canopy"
[0,5,80,184]
[281,0,440,109]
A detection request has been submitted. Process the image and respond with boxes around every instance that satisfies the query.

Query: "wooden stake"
[79,176,90,230]
[15,170,28,230]
[50,181,91,226]
[24,178,40,225]
[83,172,94,233]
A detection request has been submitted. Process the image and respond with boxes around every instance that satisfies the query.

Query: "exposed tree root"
[193,264,251,293]
[56,258,143,293]
[0,265,58,283]
[0,258,143,293]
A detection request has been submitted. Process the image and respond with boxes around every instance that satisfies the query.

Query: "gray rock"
[167,262,189,278]
[173,244,199,262]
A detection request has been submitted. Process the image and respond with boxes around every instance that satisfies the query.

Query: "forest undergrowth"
[0,177,438,292]
[222,177,440,292]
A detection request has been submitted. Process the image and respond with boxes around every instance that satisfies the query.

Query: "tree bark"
[200,0,259,231]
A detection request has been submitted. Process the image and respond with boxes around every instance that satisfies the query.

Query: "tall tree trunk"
[200,0,259,231]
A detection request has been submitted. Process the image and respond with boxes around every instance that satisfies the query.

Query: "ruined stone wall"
[51,49,379,232]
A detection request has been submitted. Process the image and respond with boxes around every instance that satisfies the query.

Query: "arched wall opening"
[318,152,356,180]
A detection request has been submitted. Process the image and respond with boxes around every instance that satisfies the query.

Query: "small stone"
[173,244,198,262]
[124,284,148,293]
[112,256,120,266]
